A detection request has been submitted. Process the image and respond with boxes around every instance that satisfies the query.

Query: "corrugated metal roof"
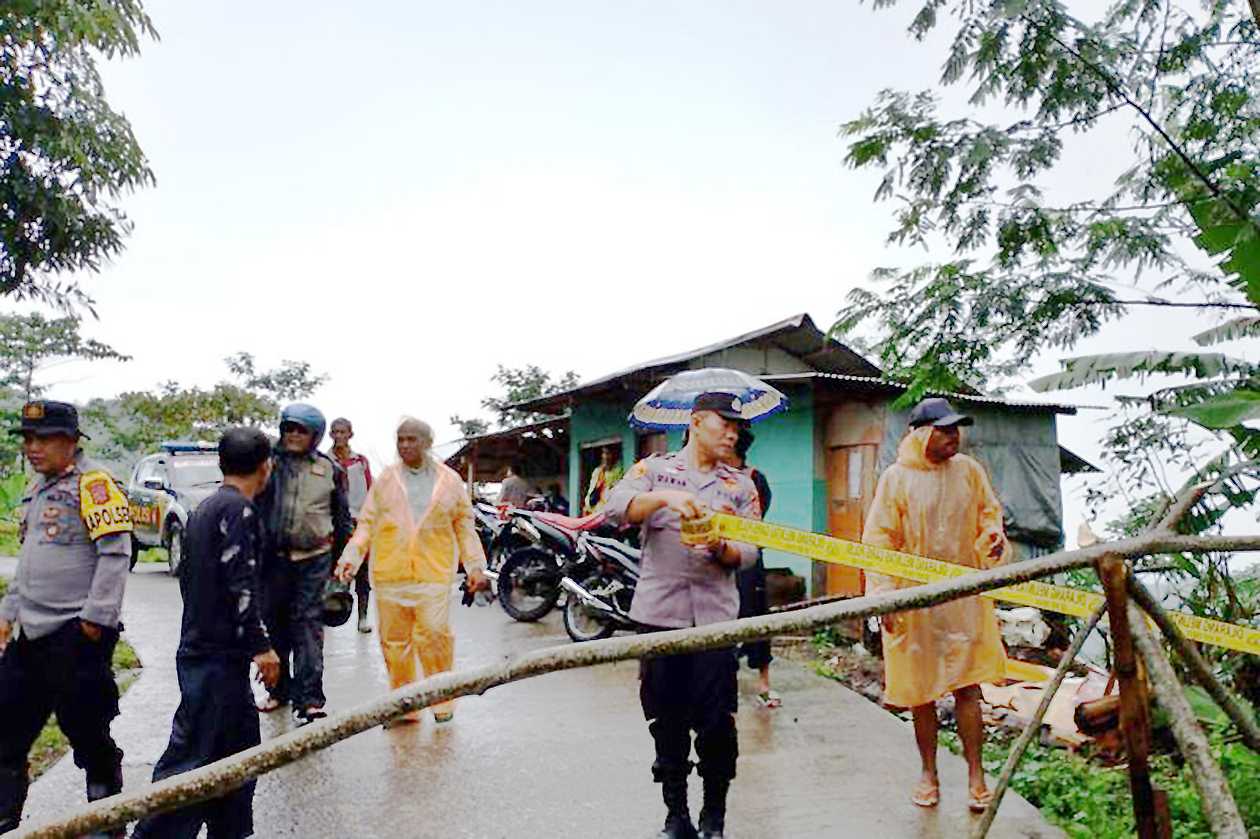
[513,313,881,414]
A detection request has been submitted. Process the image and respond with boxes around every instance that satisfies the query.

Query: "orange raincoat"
[342,460,486,717]
[862,426,1008,708]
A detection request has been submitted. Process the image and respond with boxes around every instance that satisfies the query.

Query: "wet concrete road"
[10,561,1061,837]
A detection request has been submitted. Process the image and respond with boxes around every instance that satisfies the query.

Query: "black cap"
[692,392,747,421]
[908,397,974,429]
[9,400,88,439]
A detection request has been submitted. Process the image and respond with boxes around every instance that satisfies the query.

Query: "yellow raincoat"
[862,426,1008,708]
[342,460,486,716]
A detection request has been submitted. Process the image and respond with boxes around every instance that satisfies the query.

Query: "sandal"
[293,707,328,726]
[911,780,940,808]
[433,710,455,724]
[756,690,782,709]
[256,696,287,713]
[968,787,994,814]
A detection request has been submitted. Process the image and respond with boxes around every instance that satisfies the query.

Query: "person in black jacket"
[132,428,279,839]
[730,428,779,708]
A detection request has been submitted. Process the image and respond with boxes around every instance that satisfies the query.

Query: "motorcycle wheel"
[497,548,561,622]
[562,574,617,643]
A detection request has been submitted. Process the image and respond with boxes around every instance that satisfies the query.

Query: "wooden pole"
[1128,577,1260,753]
[1097,555,1164,839]
[1129,603,1248,839]
[971,603,1107,839]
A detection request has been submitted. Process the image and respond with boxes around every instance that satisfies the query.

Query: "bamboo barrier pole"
[1128,577,1260,753]
[1129,603,1248,839]
[971,603,1106,839]
[1098,555,1166,839]
[15,529,1260,838]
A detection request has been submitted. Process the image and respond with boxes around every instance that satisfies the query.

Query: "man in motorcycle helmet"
[604,393,762,839]
[256,403,352,725]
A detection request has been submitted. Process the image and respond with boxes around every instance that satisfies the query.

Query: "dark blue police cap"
[9,400,88,439]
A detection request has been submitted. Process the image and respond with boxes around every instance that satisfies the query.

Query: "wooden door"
[826,444,877,596]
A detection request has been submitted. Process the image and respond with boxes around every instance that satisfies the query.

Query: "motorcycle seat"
[532,511,608,533]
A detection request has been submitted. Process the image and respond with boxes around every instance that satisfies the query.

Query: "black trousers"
[0,621,123,826]
[263,552,331,708]
[639,630,739,783]
[736,554,773,671]
[132,656,259,839]
[354,559,371,608]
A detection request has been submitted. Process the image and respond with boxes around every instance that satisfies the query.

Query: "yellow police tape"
[711,513,1260,657]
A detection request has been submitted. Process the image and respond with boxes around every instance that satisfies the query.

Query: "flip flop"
[911,780,940,808]
[968,788,994,814]
[433,710,455,724]
[294,707,328,726]
[756,690,782,709]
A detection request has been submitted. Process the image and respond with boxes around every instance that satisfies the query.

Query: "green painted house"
[447,314,1089,598]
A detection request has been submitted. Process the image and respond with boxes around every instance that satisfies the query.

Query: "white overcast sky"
[16,1,1252,546]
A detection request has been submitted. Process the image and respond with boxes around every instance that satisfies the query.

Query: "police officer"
[605,393,762,839]
[0,401,132,837]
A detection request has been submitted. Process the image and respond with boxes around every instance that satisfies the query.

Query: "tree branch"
[1040,23,1252,225]
[1065,299,1258,311]
[1128,577,1260,753]
[1129,604,1248,839]
[972,603,1106,838]
[17,530,1260,838]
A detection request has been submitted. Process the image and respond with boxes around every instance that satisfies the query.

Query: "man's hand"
[881,613,903,634]
[0,619,10,651]
[334,556,358,584]
[253,649,281,689]
[466,568,489,593]
[656,490,706,520]
[79,620,103,642]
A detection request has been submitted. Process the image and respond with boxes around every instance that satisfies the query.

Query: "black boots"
[658,772,697,839]
[83,773,125,839]
[697,778,729,838]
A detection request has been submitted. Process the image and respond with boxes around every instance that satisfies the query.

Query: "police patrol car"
[126,442,222,574]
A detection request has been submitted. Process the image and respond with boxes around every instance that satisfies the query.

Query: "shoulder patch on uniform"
[79,470,133,540]
[311,462,328,477]
[628,460,649,479]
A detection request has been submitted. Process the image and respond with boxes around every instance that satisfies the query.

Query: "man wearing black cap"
[133,427,279,839]
[862,397,1008,813]
[605,392,762,839]
[0,401,132,836]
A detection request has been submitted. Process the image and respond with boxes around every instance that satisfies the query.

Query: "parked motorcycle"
[495,511,615,622]
[560,533,641,642]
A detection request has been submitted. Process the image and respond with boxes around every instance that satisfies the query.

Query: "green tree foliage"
[0,312,130,399]
[0,312,129,473]
[86,354,327,465]
[450,364,579,437]
[833,0,1260,681]
[1,1,157,306]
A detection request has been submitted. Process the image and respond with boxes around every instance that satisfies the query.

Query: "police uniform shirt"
[0,452,132,639]
[605,451,761,629]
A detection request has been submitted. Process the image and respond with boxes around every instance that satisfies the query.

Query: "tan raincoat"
[862,426,1008,708]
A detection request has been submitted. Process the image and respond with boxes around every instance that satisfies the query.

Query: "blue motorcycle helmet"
[279,403,327,452]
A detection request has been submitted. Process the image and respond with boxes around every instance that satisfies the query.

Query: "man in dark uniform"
[0,401,132,837]
[605,393,762,839]
[132,427,280,839]
[256,403,351,725]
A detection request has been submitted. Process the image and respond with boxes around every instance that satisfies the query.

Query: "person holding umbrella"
[605,369,784,839]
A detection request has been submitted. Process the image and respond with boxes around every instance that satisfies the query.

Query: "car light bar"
[159,440,218,453]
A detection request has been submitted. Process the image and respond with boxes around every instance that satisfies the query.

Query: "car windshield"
[169,457,222,488]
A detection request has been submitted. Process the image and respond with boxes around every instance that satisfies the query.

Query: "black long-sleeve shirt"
[177,485,270,658]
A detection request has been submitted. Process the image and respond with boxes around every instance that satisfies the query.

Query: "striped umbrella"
[628,368,789,430]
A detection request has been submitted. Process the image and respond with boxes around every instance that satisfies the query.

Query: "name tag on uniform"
[79,471,133,540]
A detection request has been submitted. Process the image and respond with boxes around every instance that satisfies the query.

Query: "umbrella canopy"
[629,368,789,430]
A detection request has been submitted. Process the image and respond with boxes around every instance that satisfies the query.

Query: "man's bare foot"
[968,782,993,813]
